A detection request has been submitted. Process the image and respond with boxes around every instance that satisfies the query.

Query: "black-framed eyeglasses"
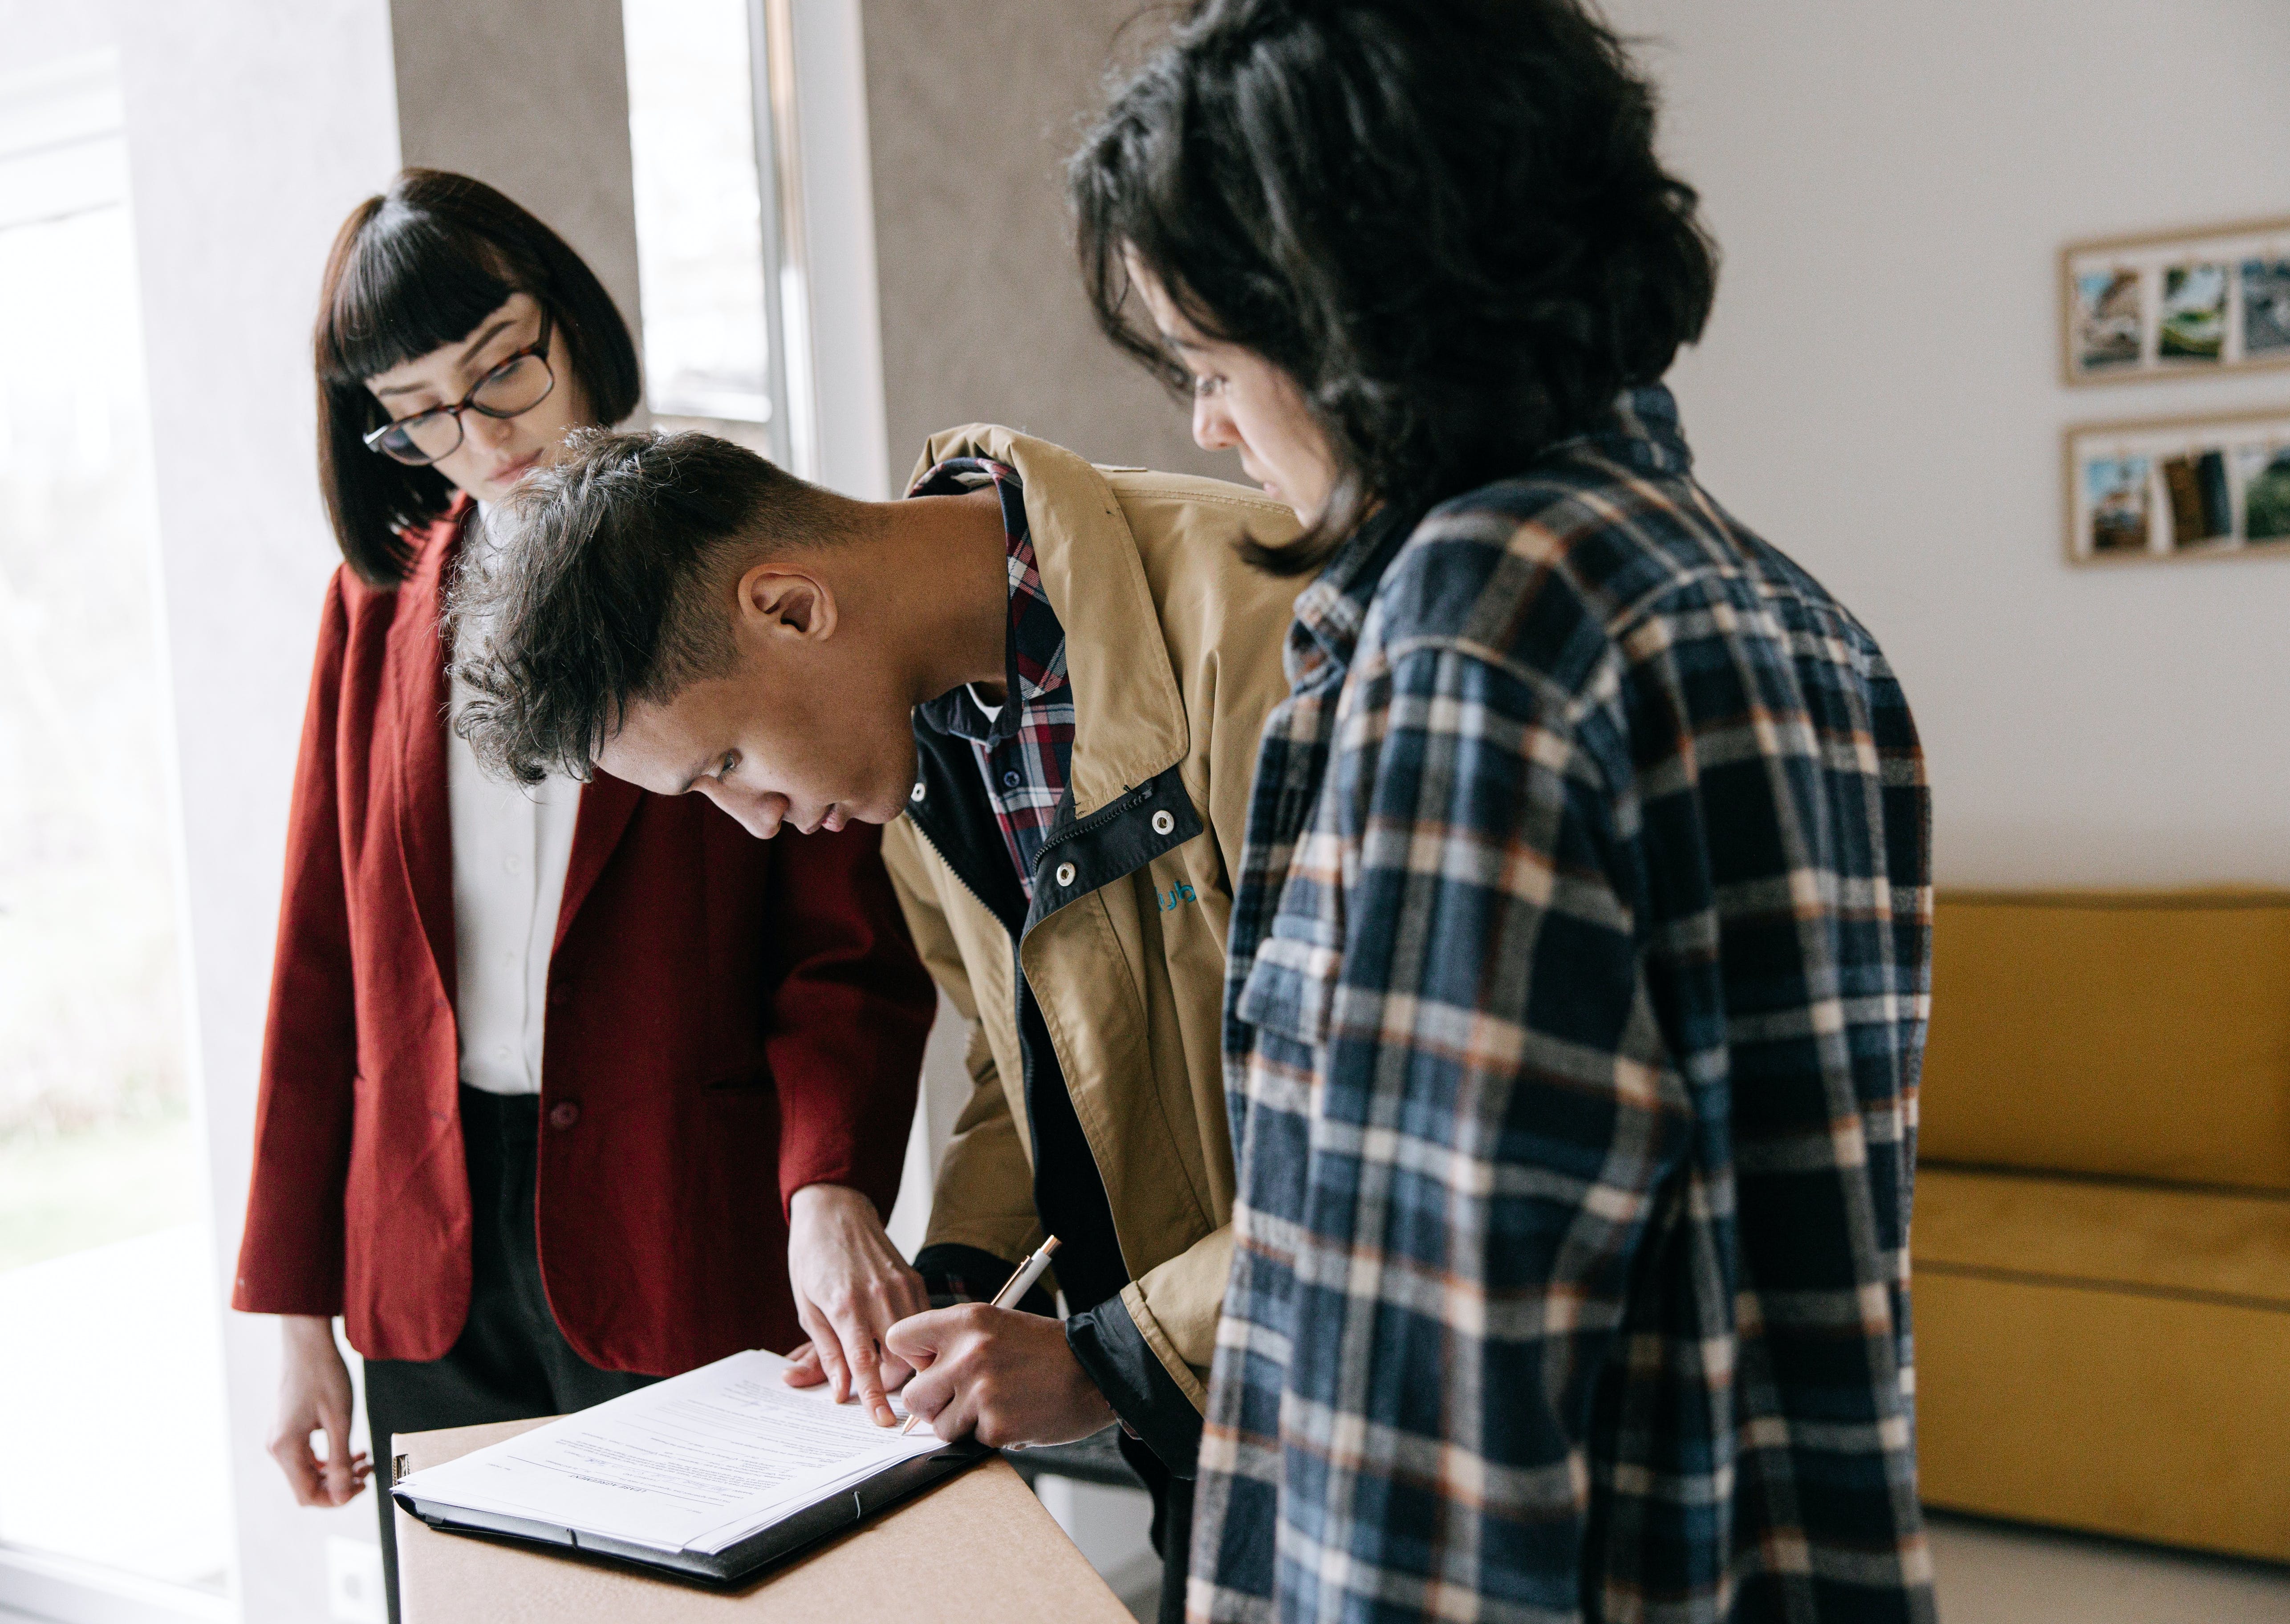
[362,309,557,467]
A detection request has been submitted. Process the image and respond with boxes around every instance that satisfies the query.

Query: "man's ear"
[736,564,838,643]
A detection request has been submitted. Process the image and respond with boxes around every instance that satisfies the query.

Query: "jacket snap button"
[1055,862,1077,887]
[910,781,926,802]
[548,1100,581,1130]
[1150,809,1175,835]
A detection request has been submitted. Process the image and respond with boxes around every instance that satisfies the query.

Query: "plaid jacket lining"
[910,457,1073,895]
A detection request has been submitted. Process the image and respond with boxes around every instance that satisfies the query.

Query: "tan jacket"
[881,425,1301,1412]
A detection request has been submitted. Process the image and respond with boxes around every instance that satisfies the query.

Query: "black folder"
[391,1439,991,1589]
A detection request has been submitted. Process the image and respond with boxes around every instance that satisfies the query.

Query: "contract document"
[390,1349,984,1584]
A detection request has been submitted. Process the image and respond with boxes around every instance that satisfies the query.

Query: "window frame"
[0,47,235,1624]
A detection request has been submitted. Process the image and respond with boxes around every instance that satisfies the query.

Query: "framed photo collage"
[2061,216,2290,567]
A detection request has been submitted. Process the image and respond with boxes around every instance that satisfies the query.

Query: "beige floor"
[1929,1512,2290,1624]
[1068,1489,2290,1623]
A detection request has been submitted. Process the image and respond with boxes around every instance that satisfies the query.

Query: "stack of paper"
[390,1349,950,1555]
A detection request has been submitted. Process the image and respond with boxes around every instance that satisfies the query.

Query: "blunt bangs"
[318,198,519,387]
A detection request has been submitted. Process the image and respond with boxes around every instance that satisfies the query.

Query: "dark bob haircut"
[314,168,641,586]
[1071,0,1718,569]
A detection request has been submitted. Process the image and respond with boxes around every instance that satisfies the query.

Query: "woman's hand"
[269,1315,369,1506]
[781,1183,932,1426]
[886,1304,1117,1449]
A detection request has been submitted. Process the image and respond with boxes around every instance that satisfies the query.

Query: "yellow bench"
[1914,889,2290,1561]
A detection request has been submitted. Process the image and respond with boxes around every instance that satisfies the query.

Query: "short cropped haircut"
[449,429,850,784]
[315,168,642,585]
[1071,0,1718,568]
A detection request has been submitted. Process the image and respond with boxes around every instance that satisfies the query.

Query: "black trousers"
[363,1087,658,1624]
[1118,1428,1195,1624]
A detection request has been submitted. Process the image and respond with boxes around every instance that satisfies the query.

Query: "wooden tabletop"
[391,1416,1134,1624]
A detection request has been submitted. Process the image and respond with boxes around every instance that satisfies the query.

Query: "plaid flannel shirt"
[1190,386,1936,1624]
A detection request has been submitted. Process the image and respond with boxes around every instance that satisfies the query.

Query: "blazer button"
[910,781,926,802]
[1055,862,1077,887]
[1150,809,1175,835]
[548,1100,581,1131]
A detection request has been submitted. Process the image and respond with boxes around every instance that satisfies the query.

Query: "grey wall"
[390,0,644,345]
[859,0,1224,490]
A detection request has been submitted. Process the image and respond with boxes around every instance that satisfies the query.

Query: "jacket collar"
[388,499,466,1003]
[910,425,1189,820]
[386,496,640,1004]
[1284,499,1414,696]
[555,774,642,954]
[1287,383,1689,690]
[1589,382,1692,480]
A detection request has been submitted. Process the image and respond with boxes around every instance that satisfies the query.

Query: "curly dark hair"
[1071,0,1717,568]
[448,428,856,784]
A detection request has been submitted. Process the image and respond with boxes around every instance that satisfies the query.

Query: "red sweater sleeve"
[231,573,361,1315]
[762,821,936,1219]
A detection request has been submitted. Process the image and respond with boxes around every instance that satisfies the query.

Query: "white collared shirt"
[445,504,581,1095]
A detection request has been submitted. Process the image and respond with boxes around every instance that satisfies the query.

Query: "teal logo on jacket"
[1157,881,1198,914]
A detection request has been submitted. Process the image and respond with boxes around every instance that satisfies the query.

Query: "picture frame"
[2060,216,2290,386]
[2063,407,2290,566]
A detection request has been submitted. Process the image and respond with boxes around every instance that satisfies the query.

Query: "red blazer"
[231,505,935,1373]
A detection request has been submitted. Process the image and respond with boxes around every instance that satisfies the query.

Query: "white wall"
[112,4,403,1619]
[1607,0,2290,887]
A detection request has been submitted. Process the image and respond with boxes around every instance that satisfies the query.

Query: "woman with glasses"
[231,169,936,1619]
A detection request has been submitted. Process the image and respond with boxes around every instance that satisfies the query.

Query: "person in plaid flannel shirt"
[1071,3,1937,1620]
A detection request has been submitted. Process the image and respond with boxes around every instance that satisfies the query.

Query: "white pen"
[901,1235,1061,1436]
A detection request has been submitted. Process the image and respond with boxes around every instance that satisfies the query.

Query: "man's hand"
[781,1183,931,1426]
[886,1304,1117,1449]
[269,1315,370,1507]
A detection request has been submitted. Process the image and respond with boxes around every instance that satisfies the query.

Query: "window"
[621,0,815,475]
[0,49,233,1623]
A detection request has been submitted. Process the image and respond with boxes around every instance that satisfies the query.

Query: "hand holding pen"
[900,1236,1063,1434]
